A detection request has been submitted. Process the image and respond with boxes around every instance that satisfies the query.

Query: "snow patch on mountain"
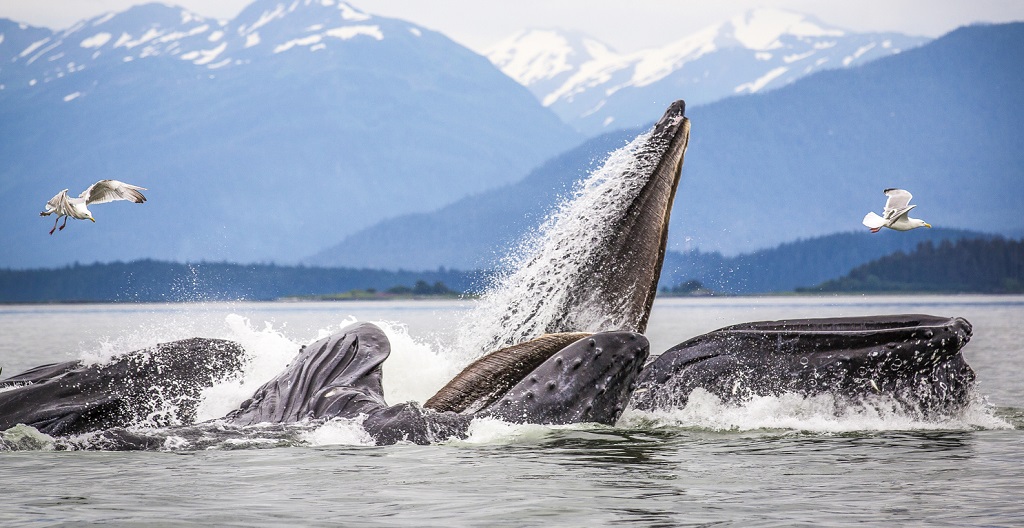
[730,8,844,49]
[735,66,788,94]
[488,8,928,135]
[0,1,415,99]
[79,33,111,48]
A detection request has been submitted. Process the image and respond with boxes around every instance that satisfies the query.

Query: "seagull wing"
[884,204,917,224]
[882,188,913,214]
[80,180,148,205]
[43,189,72,215]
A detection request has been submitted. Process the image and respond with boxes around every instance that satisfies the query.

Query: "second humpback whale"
[0,99,979,448]
[227,323,648,444]
[630,314,976,416]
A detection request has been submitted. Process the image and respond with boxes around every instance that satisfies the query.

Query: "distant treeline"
[660,228,992,294]
[800,238,1024,293]
[0,260,481,303]
[4,234,1020,303]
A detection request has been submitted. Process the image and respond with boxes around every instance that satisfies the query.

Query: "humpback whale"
[0,99,979,448]
[630,314,975,416]
[0,338,245,436]
[228,323,647,444]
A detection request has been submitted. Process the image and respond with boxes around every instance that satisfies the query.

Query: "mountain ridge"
[309,22,1024,269]
[487,8,929,135]
[0,0,581,268]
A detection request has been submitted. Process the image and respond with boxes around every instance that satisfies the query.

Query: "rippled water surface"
[2,296,1022,526]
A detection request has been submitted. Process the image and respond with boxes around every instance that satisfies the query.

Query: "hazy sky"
[2,0,1022,53]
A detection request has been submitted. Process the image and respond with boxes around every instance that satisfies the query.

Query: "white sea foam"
[301,418,374,446]
[194,314,300,420]
[620,388,1012,433]
[377,321,462,405]
[458,417,563,445]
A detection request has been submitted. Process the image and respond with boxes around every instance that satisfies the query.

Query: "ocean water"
[1,295,1022,526]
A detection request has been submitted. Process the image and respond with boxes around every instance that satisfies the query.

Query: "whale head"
[479,331,650,425]
[228,322,391,425]
[631,314,976,416]
[465,101,690,353]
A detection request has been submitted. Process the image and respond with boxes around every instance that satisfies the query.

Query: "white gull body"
[862,188,931,233]
[40,180,147,234]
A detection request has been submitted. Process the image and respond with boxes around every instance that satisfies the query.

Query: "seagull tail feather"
[862,212,886,229]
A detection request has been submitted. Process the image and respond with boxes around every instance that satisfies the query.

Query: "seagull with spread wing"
[40,180,147,235]
[862,188,931,233]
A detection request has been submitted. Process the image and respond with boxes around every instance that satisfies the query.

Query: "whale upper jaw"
[549,100,690,336]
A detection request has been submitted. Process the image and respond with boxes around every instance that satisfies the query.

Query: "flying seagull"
[862,188,931,233]
[40,180,147,235]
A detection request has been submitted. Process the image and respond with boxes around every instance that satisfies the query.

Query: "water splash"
[196,315,463,420]
[195,314,300,420]
[302,418,375,446]
[0,424,56,451]
[456,129,659,359]
[621,388,1013,433]
[378,321,463,405]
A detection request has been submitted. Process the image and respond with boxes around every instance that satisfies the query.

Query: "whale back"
[0,338,246,435]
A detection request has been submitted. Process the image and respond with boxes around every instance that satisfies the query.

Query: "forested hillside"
[0,261,478,303]
[660,228,989,294]
[802,238,1024,293]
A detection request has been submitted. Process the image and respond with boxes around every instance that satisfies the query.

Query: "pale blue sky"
[1,0,1022,53]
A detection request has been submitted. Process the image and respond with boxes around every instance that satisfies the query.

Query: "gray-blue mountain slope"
[307,22,1024,270]
[488,9,928,136]
[0,1,580,268]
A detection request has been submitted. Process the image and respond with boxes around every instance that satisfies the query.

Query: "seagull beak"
[89,218,96,223]
[925,223,932,228]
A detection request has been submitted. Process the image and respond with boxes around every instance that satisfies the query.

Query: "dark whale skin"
[479,332,649,426]
[0,338,245,435]
[631,314,975,416]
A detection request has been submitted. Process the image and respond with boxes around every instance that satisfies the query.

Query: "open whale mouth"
[631,315,976,415]
[462,100,690,353]
[227,323,391,426]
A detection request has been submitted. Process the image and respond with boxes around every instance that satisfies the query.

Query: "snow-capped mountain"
[1,1,454,93]
[0,1,580,268]
[2,4,222,89]
[488,9,929,135]
[310,22,1024,271]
